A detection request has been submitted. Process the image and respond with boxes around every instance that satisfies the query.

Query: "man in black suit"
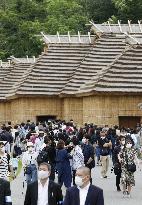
[0,178,12,205]
[63,166,104,205]
[24,162,63,205]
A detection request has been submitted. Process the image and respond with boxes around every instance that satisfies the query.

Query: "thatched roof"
[1,28,142,100]
[78,45,142,95]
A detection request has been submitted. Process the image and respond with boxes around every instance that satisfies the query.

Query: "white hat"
[27,142,34,147]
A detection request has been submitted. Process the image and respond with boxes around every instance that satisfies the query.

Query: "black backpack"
[37,150,48,164]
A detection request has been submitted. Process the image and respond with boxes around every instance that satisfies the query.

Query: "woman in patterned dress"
[118,137,139,197]
[0,142,9,179]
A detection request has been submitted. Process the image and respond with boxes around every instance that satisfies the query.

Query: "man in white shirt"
[63,166,104,205]
[24,162,63,205]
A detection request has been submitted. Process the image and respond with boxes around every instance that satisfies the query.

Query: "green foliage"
[1,0,142,60]
[112,0,142,22]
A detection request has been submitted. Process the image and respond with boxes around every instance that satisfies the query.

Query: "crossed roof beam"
[90,20,142,45]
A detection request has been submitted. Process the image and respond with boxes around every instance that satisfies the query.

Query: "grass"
[9,160,22,182]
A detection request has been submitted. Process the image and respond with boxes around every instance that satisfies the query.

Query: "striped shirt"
[0,154,9,179]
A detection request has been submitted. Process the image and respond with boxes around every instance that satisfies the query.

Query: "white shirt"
[72,145,84,170]
[78,183,90,205]
[38,179,49,205]
[22,151,38,167]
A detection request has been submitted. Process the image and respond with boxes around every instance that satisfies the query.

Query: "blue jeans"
[26,164,37,185]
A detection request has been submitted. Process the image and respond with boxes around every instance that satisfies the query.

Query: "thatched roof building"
[1,22,142,128]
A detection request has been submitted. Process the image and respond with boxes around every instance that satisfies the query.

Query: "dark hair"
[72,138,79,146]
[44,136,51,144]
[39,162,51,172]
[57,140,65,149]
[126,137,134,146]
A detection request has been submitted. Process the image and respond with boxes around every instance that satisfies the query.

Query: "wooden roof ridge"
[90,20,142,35]
[41,32,95,45]
[77,44,133,95]
[10,56,37,64]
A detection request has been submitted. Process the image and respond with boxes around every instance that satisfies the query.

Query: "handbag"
[25,165,32,175]
[127,163,136,173]
[125,151,136,173]
[114,162,121,175]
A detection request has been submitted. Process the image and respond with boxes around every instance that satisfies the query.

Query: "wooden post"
[8,60,11,66]
[33,56,36,63]
[57,31,61,43]
[68,31,71,43]
[108,21,112,32]
[0,60,2,67]
[88,32,91,43]
[41,32,51,43]
[78,31,81,43]
[26,55,29,63]
[138,20,142,33]
[128,20,132,33]
[118,20,122,33]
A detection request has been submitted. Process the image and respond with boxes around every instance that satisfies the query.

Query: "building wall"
[10,97,62,124]
[83,95,142,126]
[0,102,11,124]
[63,97,83,126]
[0,95,142,126]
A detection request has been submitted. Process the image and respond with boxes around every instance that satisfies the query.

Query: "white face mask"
[126,144,132,149]
[75,176,84,187]
[38,170,49,180]
[101,137,105,139]
[82,139,86,144]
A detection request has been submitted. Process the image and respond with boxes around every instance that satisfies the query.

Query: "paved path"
[11,160,142,205]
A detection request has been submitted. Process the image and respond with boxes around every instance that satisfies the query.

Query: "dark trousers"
[72,170,76,185]
[116,174,121,188]
[49,163,55,181]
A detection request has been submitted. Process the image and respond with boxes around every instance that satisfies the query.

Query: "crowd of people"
[0,119,142,205]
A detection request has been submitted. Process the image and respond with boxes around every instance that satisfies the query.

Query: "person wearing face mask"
[0,142,9,179]
[22,142,38,185]
[98,131,112,178]
[118,138,139,198]
[63,166,104,205]
[35,130,45,153]
[82,135,95,183]
[24,162,63,205]
[113,136,126,191]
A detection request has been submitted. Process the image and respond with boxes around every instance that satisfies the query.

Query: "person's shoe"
[117,186,121,191]
[126,192,131,198]
[122,191,126,198]
[103,176,107,178]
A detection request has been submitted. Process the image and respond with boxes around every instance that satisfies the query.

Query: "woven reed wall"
[10,97,62,124]
[0,102,11,124]
[63,97,83,126]
[83,95,142,126]
[1,95,142,126]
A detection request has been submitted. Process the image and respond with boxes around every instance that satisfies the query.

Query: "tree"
[44,0,88,34]
[112,0,142,22]
[77,0,116,23]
